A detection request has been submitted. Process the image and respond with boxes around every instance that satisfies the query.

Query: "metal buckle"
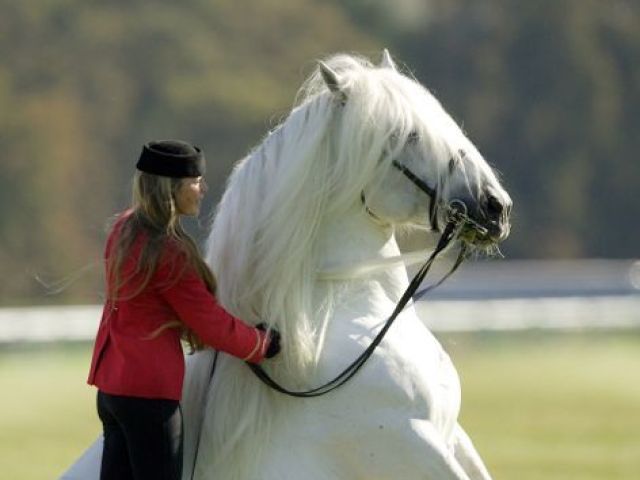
[447,199,488,237]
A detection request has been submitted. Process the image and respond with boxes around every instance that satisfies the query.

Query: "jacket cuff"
[243,329,268,364]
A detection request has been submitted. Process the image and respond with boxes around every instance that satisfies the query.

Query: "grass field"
[1,331,639,479]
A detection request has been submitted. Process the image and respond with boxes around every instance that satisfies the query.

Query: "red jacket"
[87,211,268,400]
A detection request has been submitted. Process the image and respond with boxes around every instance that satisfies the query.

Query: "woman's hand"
[257,323,281,359]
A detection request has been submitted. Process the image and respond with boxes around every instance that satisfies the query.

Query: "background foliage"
[1,0,638,304]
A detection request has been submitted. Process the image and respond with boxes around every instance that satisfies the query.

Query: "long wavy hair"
[107,170,216,351]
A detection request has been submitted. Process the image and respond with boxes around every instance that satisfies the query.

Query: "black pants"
[97,391,183,480]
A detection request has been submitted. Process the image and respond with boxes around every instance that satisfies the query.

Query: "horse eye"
[448,157,457,174]
[407,131,419,144]
[448,149,467,173]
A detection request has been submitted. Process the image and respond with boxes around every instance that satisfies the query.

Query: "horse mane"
[206,53,468,374]
[198,52,472,477]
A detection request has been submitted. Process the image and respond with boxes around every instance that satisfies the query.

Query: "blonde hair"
[107,171,216,351]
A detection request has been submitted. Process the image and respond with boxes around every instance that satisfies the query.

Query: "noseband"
[391,159,437,197]
[389,159,489,240]
[360,160,441,231]
[391,159,441,231]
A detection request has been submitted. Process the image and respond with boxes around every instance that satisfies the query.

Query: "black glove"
[257,323,281,359]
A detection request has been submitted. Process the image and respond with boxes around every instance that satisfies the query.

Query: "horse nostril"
[486,194,503,217]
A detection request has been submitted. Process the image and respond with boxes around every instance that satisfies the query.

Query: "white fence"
[0,305,102,343]
[417,295,640,331]
[2,259,639,343]
[1,295,639,344]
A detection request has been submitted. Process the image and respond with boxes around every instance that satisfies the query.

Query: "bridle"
[360,159,440,229]
[391,159,441,231]
[247,159,482,398]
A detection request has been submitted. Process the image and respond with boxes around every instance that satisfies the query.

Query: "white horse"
[182,51,511,480]
[62,51,511,480]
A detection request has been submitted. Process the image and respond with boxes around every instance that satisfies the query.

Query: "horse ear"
[318,60,347,105]
[318,61,342,94]
[379,49,397,71]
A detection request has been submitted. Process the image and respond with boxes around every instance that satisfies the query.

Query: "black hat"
[136,140,205,178]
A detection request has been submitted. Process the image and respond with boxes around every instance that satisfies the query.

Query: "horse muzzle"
[447,190,512,245]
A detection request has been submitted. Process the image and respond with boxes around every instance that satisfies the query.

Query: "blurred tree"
[0,0,376,304]
[341,0,640,259]
[1,0,638,304]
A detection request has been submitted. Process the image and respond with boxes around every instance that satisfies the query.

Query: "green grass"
[1,332,639,479]
[440,331,640,480]
[0,344,98,479]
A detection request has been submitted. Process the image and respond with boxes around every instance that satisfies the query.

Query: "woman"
[87,140,280,480]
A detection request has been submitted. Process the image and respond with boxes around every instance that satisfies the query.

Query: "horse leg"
[58,436,102,480]
[181,349,218,480]
[399,419,472,480]
[452,423,493,480]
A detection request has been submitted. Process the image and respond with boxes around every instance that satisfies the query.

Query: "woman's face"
[175,176,207,216]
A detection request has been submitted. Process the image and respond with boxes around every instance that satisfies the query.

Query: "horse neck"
[316,205,409,300]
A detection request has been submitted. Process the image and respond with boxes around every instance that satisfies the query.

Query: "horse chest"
[382,313,461,418]
[321,306,462,430]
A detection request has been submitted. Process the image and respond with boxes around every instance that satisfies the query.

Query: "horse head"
[317,50,512,248]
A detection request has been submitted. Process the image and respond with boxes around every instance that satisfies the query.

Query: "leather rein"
[247,161,480,398]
